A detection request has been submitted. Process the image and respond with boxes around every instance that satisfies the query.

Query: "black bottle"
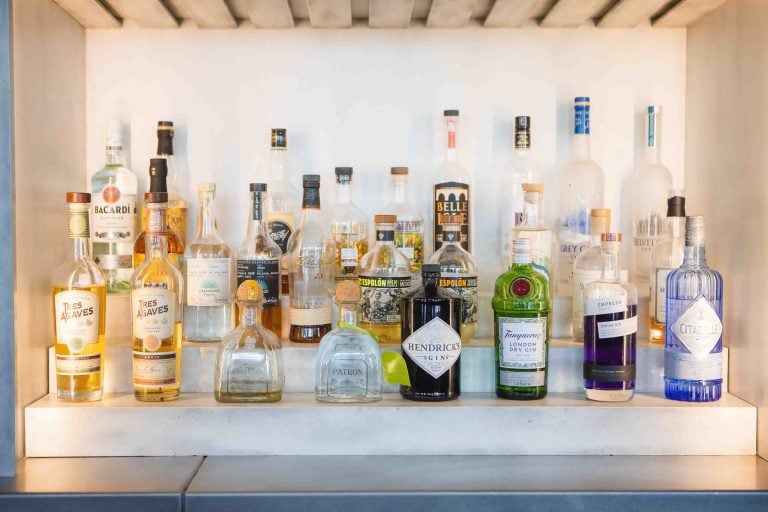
[400,264,462,401]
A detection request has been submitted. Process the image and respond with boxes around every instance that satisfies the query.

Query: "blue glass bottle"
[664,216,723,402]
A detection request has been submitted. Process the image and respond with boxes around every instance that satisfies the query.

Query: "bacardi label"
[402,317,461,379]
[186,258,231,307]
[359,275,412,325]
[133,351,177,387]
[498,317,547,370]
[670,296,722,359]
[434,181,470,252]
[439,276,478,324]
[92,186,136,241]
[132,288,175,348]
[237,259,280,306]
[54,290,100,353]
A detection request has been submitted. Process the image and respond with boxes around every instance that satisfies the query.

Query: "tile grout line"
[181,456,207,512]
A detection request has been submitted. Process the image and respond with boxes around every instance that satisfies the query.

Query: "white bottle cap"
[105,119,123,148]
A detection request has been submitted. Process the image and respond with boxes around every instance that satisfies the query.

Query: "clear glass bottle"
[493,238,551,400]
[649,192,686,343]
[237,183,282,338]
[555,97,605,297]
[583,233,637,402]
[214,280,284,403]
[315,280,383,403]
[382,166,424,273]
[433,109,471,253]
[90,119,138,294]
[330,167,369,280]
[287,175,335,343]
[183,183,233,343]
[359,214,413,344]
[130,192,184,402]
[52,192,107,401]
[664,216,723,402]
[510,183,555,284]
[630,106,673,297]
[428,216,478,342]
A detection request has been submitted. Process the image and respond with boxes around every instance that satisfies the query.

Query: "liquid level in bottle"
[289,323,332,343]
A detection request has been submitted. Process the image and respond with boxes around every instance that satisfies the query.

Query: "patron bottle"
[382,166,424,273]
[330,167,368,280]
[510,183,554,282]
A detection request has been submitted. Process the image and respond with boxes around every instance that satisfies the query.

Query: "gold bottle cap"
[590,208,611,218]
[335,280,362,302]
[391,166,409,175]
[237,280,264,302]
[66,192,91,204]
[375,214,396,224]
[522,183,544,192]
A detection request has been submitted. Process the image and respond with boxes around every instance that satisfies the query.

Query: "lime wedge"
[382,350,411,387]
[339,322,379,342]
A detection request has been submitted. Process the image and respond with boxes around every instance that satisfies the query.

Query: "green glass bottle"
[493,238,551,400]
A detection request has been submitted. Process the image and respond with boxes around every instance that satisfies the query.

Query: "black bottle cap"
[335,167,353,176]
[149,158,168,177]
[443,109,459,117]
[271,128,287,149]
[250,183,267,192]
[145,192,168,204]
[667,194,686,217]
[515,116,531,131]
[157,121,174,128]
[303,174,321,188]
[422,264,442,279]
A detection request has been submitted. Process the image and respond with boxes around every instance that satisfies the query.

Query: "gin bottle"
[330,167,369,280]
[315,280,383,403]
[510,183,554,282]
[382,166,424,273]
[183,183,233,343]
[433,109,471,252]
[583,233,637,402]
[493,238,550,400]
[400,264,462,401]
[150,121,188,245]
[664,216,723,402]
[90,119,138,294]
[214,280,283,403]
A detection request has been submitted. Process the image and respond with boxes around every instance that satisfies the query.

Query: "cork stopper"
[197,182,215,193]
[522,183,544,192]
[391,166,409,175]
[600,232,622,253]
[145,192,169,204]
[335,280,362,303]
[236,280,264,302]
[66,192,91,204]
[590,208,610,218]
[685,215,705,246]
[375,214,396,224]
[590,209,611,236]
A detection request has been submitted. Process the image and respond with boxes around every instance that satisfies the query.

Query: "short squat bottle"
[315,280,383,403]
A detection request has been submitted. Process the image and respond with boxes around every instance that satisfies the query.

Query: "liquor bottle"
[237,183,282,337]
[52,192,107,401]
[286,175,335,342]
[664,216,723,402]
[90,119,138,294]
[428,216,478,341]
[510,183,555,282]
[183,183,233,343]
[214,280,283,403]
[649,192,686,343]
[130,192,184,402]
[315,280,383,403]
[265,128,299,296]
[433,109,471,253]
[358,214,413,344]
[330,167,369,280]
[133,159,184,270]
[499,116,542,267]
[493,238,551,400]
[400,264,462,401]
[555,97,605,297]
[629,106,673,297]
[583,233,637,402]
[382,166,424,273]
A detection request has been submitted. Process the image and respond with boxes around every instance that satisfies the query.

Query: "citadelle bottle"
[400,264,462,401]
[382,166,424,273]
[493,238,550,400]
[330,167,369,280]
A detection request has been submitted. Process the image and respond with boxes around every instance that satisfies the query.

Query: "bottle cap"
[157,120,174,130]
[197,182,215,193]
[391,166,409,175]
[648,105,662,114]
[515,116,530,131]
[271,128,287,149]
[335,280,362,302]
[149,158,168,178]
[685,215,705,246]
[236,280,264,302]
[512,237,530,254]
[421,263,441,278]
[667,191,686,217]
[375,214,396,224]
[590,208,611,218]
[600,232,621,253]
[250,183,267,192]
[601,232,621,242]
[522,183,544,193]
[105,119,123,147]
[145,192,168,204]
[66,192,91,204]
[335,167,353,183]
[302,174,321,188]
[575,96,590,103]
[443,109,459,117]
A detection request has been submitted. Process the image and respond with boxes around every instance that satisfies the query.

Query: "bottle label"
[92,187,136,241]
[68,207,90,238]
[574,104,590,135]
[132,288,175,346]
[167,207,187,244]
[54,290,100,353]
[597,315,638,339]
[499,370,545,387]
[439,276,478,324]
[56,354,101,376]
[583,363,636,383]
[653,267,674,324]
[434,182,470,252]
[186,258,231,307]
[554,237,591,296]
[498,317,547,370]
[632,236,659,286]
[95,253,133,270]
[226,353,271,394]
[133,351,177,387]
[340,247,359,267]
[395,221,424,267]
[665,351,722,381]
[268,218,294,254]
[585,296,627,317]
[358,276,412,325]
[237,259,280,306]
[669,296,723,359]
[328,357,368,396]
[402,317,461,379]
[289,306,332,326]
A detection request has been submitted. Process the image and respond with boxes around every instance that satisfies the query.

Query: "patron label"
[585,295,627,317]
[237,259,280,306]
[670,296,723,359]
[665,351,722,381]
[56,354,101,376]
[267,216,294,254]
[54,290,100,353]
[132,287,175,347]
[439,276,478,324]
[133,351,177,387]
[498,317,547,370]
[226,352,271,394]
[402,317,461,379]
[597,316,637,339]
[652,267,675,324]
[328,357,368,396]
[433,181,470,252]
[186,258,231,307]
[359,276,411,325]
[92,186,136,240]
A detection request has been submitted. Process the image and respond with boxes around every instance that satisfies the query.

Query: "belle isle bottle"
[434,109,471,253]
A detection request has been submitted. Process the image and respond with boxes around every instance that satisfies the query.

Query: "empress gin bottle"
[330,167,369,280]
[510,183,554,282]
[583,233,637,402]
[401,264,462,401]
[493,239,550,400]
[664,216,723,402]
[382,167,424,273]
[434,109,471,252]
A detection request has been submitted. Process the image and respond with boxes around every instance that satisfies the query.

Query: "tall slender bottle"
[510,183,554,283]
[664,216,723,402]
[52,192,107,401]
[382,166,424,273]
[90,119,138,294]
[330,167,369,280]
[434,109,471,253]
[151,121,188,245]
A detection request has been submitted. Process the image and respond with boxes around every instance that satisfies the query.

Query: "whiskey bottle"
[382,166,424,273]
[330,167,369,280]
[400,264,462,401]
[130,192,184,402]
[434,109,471,253]
[52,192,107,401]
[510,183,555,282]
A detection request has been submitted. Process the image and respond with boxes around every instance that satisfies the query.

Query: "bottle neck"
[68,205,91,260]
[684,245,707,266]
[105,147,125,166]
[246,191,268,238]
[375,227,396,246]
[239,303,263,327]
[442,228,461,246]
[392,177,408,203]
[668,216,685,239]
[300,205,322,225]
[572,134,591,161]
[600,251,619,281]
[336,180,351,204]
[302,187,321,211]
[645,144,660,165]
[590,218,610,245]
[149,174,168,193]
[157,133,173,157]
[423,276,439,298]
[270,148,287,179]
[512,252,532,266]
[445,118,458,162]
[196,192,217,239]
[521,192,542,226]
[645,111,661,164]
[146,204,169,259]
[338,303,359,326]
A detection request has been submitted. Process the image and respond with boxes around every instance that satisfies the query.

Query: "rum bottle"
[382,166,424,273]
[330,167,369,280]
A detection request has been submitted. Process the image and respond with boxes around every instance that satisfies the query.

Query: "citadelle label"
[585,295,627,317]
[498,316,547,370]
[327,358,368,396]
[56,354,101,376]
[54,290,100,354]
[359,276,412,324]
[132,287,175,349]
[237,259,280,306]
[186,258,231,307]
[434,181,470,252]
[670,296,723,359]
[402,317,462,379]
[92,186,136,241]
[133,351,177,387]
[439,276,478,324]
[268,219,293,254]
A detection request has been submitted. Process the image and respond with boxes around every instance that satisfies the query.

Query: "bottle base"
[496,388,547,400]
[214,391,282,403]
[664,378,722,402]
[134,389,180,402]
[400,391,460,402]
[315,394,383,403]
[289,324,332,343]
[585,388,634,402]
[57,390,102,402]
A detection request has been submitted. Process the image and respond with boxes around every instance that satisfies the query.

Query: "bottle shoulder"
[331,202,368,224]
[360,244,411,274]
[220,325,281,351]
[318,328,379,352]
[428,245,477,273]
[91,166,138,189]
[404,285,460,301]
[52,258,106,288]
[237,234,282,259]
[184,239,232,259]
[584,280,638,304]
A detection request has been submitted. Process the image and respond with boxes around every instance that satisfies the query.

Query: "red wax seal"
[511,278,531,297]
[103,185,121,203]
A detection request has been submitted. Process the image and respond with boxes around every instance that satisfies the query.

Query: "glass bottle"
[183,183,233,343]
[315,280,383,403]
[237,183,282,337]
[52,192,107,401]
[510,183,555,283]
[330,167,369,280]
[130,192,184,402]
[382,166,424,273]
[214,280,283,403]
[400,264,462,401]
[649,192,686,343]
[358,214,413,344]
[583,233,637,402]
[555,97,605,298]
[428,216,478,342]
[664,216,723,402]
[433,109,471,253]
[630,106,673,297]
[493,238,551,400]
[287,175,335,343]
[90,119,138,294]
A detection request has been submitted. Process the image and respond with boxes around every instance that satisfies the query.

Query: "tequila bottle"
[130,192,184,402]
[382,166,424,273]
[493,238,550,400]
[315,280,383,403]
[510,183,555,283]
[434,109,471,252]
[90,119,138,294]
[183,183,233,343]
[330,167,369,280]
[52,192,106,401]
[664,216,723,402]
[359,215,412,344]
[214,280,283,403]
